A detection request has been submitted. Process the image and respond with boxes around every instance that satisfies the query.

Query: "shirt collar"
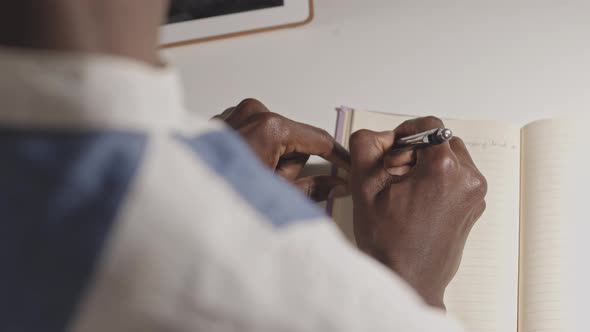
[0,47,187,130]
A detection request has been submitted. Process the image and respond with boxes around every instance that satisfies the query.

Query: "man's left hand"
[214,98,351,202]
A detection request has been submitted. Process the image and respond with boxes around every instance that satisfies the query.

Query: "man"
[0,1,487,331]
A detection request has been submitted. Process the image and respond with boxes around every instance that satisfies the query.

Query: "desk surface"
[165,0,590,130]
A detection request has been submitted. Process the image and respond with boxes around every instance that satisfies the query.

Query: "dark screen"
[168,0,285,24]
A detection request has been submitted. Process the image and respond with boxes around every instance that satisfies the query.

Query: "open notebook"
[330,107,585,332]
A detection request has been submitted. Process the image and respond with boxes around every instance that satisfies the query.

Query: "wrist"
[401,274,447,310]
[420,291,446,310]
[369,249,447,310]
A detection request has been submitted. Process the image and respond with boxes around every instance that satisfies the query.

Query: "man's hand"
[215,99,351,202]
[350,116,487,309]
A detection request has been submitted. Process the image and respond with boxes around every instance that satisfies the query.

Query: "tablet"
[161,0,313,47]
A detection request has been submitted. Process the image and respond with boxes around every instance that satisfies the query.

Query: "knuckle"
[429,155,457,174]
[350,129,374,145]
[465,168,488,199]
[450,136,464,146]
[420,116,444,129]
[250,112,285,138]
[256,112,283,127]
[476,173,488,197]
[450,137,473,159]
[237,98,264,110]
[317,128,333,143]
[398,119,414,127]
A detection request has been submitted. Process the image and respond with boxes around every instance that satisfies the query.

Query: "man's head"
[0,0,169,65]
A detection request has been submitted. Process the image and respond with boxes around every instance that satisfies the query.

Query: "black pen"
[391,128,453,153]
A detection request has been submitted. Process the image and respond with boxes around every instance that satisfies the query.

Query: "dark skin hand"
[219,102,488,309]
[349,116,488,309]
[215,99,351,202]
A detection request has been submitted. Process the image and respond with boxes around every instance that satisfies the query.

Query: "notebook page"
[332,110,520,332]
[519,119,586,332]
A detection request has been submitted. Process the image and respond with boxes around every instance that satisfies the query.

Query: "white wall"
[164,0,590,129]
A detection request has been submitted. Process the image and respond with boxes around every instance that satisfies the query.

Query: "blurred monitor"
[161,0,312,46]
[168,0,285,23]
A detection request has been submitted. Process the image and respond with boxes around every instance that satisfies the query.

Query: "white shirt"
[0,47,465,332]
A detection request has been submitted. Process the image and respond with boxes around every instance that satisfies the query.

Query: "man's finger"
[349,129,395,174]
[394,116,446,137]
[276,153,310,180]
[383,150,416,169]
[394,116,456,172]
[212,106,237,121]
[349,129,396,197]
[282,118,351,172]
[449,137,476,167]
[217,98,271,125]
[384,165,413,177]
[293,176,349,202]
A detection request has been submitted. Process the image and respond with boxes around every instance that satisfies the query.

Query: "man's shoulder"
[0,127,151,331]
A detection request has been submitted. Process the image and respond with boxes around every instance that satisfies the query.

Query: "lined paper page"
[519,119,583,332]
[332,110,520,332]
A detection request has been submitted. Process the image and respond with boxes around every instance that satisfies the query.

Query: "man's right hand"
[349,116,487,310]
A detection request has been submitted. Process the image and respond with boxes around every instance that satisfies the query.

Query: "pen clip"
[396,128,440,145]
[391,128,453,153]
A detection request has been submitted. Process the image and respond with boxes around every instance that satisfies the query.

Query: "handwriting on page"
[464,137,518,150]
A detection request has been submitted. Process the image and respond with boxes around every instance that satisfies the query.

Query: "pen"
[391,128,453,153]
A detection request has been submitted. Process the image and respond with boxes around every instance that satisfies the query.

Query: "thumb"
[293,176,350,202]
[349,129,395,197]
[350,129,394,175]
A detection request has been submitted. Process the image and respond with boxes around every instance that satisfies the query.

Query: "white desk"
[164,0,590,131]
